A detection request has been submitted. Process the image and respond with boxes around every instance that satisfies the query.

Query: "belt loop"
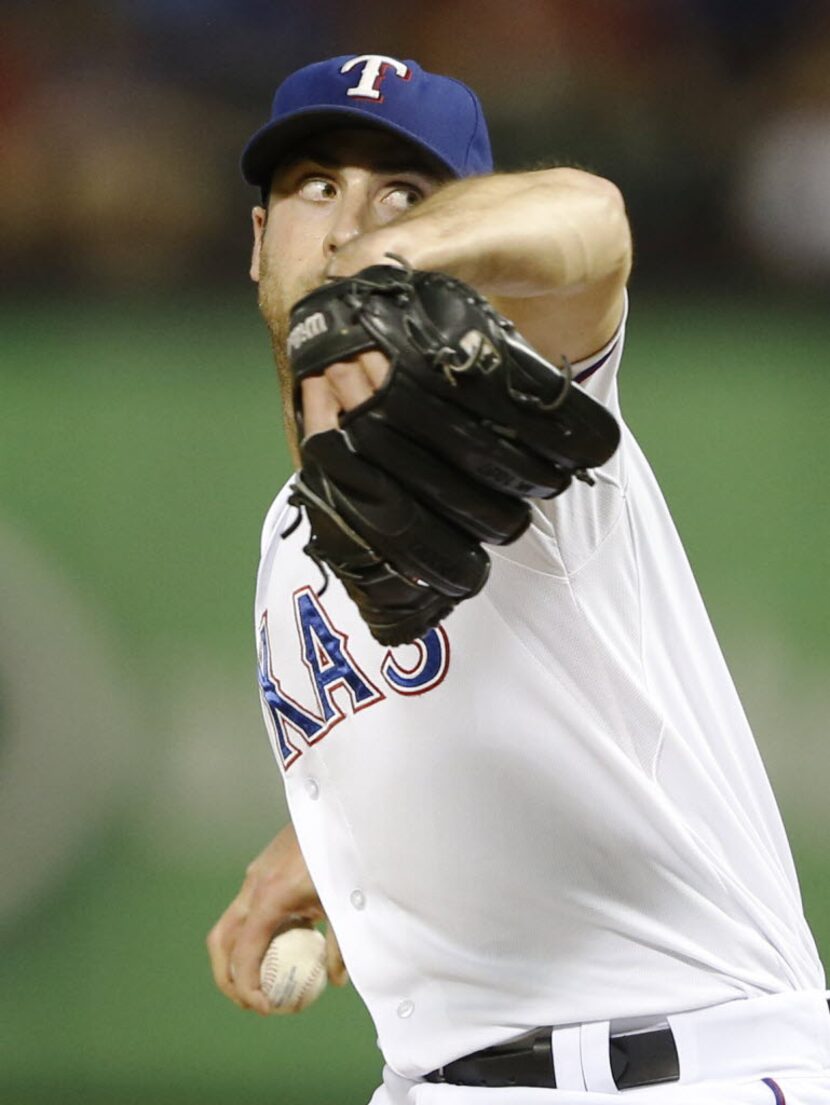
[580,1020,617,1093]
[550,1025,586,1091]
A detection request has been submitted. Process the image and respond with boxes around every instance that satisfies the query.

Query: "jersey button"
[305,778,320,800]
[349,889,366,910]
[396,1000,414,1019]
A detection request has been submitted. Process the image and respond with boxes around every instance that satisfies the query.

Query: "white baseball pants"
[369,991,830,1105]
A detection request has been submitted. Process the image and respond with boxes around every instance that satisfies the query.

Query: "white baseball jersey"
[253,301,824,1081]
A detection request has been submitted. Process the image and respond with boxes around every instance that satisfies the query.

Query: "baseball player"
[207,54,830,1104]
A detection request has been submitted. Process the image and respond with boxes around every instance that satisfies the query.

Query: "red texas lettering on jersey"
[257,586,450,769]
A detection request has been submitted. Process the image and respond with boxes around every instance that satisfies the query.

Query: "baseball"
[259,925,327,1014]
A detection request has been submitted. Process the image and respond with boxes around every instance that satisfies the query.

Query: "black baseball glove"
[286,261,620,646]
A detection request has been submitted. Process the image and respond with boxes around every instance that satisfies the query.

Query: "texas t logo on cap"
[240,54,493,191]
[340,55,412,102]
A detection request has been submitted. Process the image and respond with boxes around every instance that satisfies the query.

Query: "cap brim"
[240,106,457,189]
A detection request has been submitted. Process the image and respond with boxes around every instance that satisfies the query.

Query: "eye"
[298,177,338,202]
[382,184,423,213]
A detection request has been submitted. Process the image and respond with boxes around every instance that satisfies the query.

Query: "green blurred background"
[2,3,829,1104]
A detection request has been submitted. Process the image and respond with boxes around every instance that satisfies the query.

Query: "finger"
[361,349,391,390]
[324,360,375,411]
[206,900,250,1007]
[301,354,390,437]
[301,376,341,436]
[325,923,349,987]
[231,913,277,1016]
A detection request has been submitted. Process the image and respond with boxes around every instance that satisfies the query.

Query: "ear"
[250,206,267,282]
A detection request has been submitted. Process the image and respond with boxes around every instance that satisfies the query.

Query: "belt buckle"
[609,1025,680,1090]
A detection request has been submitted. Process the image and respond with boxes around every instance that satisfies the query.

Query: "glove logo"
[287,312,328,354]
[340,55,411,102]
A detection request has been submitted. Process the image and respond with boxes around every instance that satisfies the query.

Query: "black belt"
[425,999,830,1090]
[424,1023,680,1090]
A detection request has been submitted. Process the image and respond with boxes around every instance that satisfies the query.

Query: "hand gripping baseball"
[205,823,347,1016]
[287,262,620,646]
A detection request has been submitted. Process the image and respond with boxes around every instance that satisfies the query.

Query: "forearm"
[306,167,632,433]
[328,168,632,300]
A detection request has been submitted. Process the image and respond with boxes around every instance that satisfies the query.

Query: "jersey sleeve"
[259,479,296,559]
[491,293,630,577]
[568,289,628,418]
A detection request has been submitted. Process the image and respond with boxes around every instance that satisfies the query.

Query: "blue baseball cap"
[241,53,493,190]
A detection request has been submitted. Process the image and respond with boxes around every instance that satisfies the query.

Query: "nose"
[323,191,372,258]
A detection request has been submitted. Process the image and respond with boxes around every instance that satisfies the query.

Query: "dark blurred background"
[2,3,829,1104]
[3,0,830,290]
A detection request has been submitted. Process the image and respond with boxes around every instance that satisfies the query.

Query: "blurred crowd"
[2,0,829,291]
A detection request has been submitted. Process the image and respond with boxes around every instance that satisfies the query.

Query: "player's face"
[250,128,446,388]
